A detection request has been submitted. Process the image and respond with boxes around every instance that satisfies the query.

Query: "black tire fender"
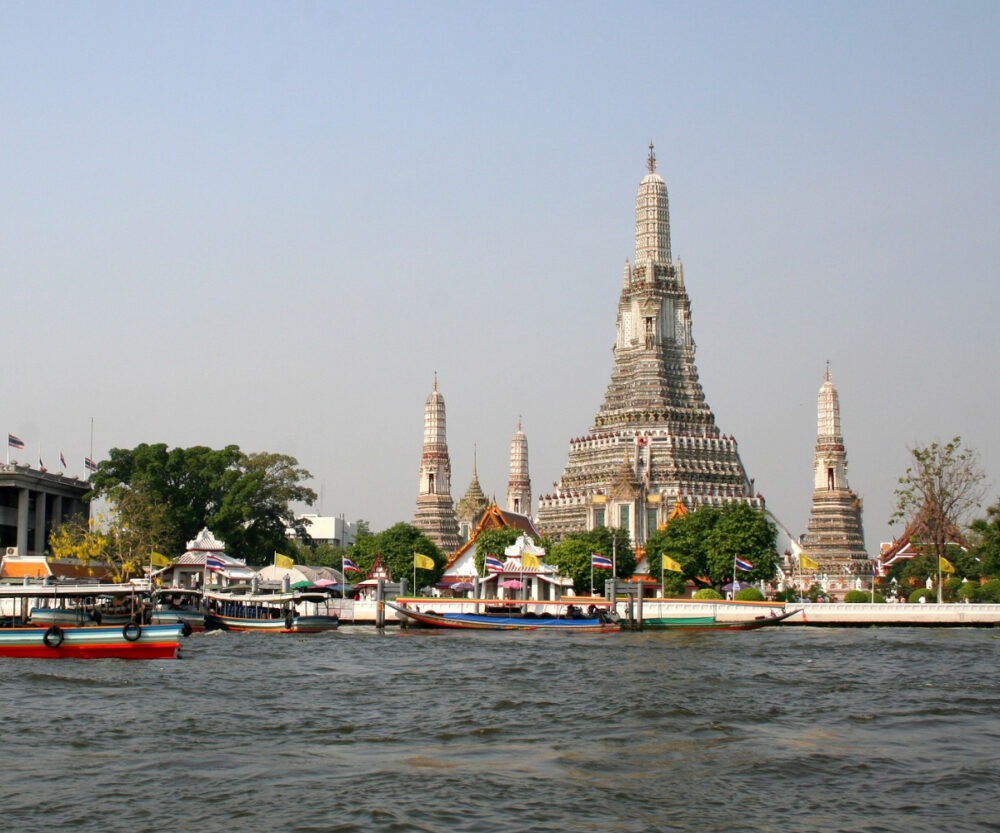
[181,621,193,638]
[43,625,64,649]
[284,612,294,630]
[123,622,142,642]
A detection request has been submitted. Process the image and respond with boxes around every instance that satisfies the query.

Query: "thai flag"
[85,457,98,472]
[734,556,754,573]
[484,554,504,573]
[205,555,226,572]
[8,434,24,450]
[591,552,613,570]
[342,557,361,573]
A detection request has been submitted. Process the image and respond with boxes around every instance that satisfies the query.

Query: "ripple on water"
[2,627,999,833]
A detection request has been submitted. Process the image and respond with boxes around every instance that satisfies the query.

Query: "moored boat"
[641,609,799,630]
[0,621,186,659]
[387,599,620,632]
[0,582,186,659]
[203,588,339,633]
[150,589,206,633]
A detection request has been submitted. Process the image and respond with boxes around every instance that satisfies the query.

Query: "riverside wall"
[336,598,1000,627]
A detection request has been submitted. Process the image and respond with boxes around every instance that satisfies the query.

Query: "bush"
[908,588,936,603]
[980,579,1000,603]
[772,588,799,602]
[693,587,723,600]
[943,577,965,602]
[734,587,765,602]
[844,589,885,603]
[806,583,830,603]
[956,582,980,603]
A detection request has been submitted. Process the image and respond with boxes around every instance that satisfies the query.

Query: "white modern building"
[292,514,357,549]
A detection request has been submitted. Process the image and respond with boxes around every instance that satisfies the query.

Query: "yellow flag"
[149,552,171,568]
[799,554,819,570]
[662,555,682,572]
[275,553,294,569]
[521,553,540,569]
[414,553,435,570]
[939,556,956,575]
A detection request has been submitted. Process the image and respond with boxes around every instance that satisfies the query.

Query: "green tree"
[49,482,176,581]
[645,503,777,590]
[706,503,778,587]
[346,522,444,592]
[471,527,523,576]
[891,437,987,601]
[970,498,1000,578]
[282,538,346,568]
[645,507,719,588]
[89,443,317,564]
[547,527,635,594]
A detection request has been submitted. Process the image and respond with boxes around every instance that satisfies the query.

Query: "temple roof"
[881,503,968,567]
[445,503,541,570]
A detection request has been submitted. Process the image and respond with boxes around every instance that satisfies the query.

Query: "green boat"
[642,609,798,630]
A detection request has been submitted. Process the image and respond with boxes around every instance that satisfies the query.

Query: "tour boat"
[0,621,186,659]
[0,582,186,659]
[150,589,207,633]
[203,588,340,633]
[387,599,620,632]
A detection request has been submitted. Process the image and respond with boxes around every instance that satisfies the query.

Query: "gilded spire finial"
[647,141,656,173]
[825,360,831,382]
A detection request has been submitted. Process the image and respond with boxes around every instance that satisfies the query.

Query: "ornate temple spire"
[413,376,462,554]
[506,417,532,517]
[817,362,841,442]
[537,145,759,544]
[456,445,490,542]
[635,141,672,266]
[801,366,868,571]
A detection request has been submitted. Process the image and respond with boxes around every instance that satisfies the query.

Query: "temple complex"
[800,368,869,573]
[536,144,760,543]
[412,376,462,554]
[506,419,531,516]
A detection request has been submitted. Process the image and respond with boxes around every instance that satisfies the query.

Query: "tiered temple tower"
[456,449,490,542]
[800,368,868,571]
[506,419,532,516]
[536,144,761,543]
[413,376,462,554]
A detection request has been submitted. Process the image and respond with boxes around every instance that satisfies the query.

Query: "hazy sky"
[3,2,997,552]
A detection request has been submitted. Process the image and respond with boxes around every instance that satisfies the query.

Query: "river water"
[1,626,997,833]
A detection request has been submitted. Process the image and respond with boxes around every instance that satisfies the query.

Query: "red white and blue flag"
[84,457,98,472]
[734,556,754,573]
[205,555,226,572]
[8,434,24,450]
[591,552,613,570]
[484,554,504,573]
[342,557,360,573]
